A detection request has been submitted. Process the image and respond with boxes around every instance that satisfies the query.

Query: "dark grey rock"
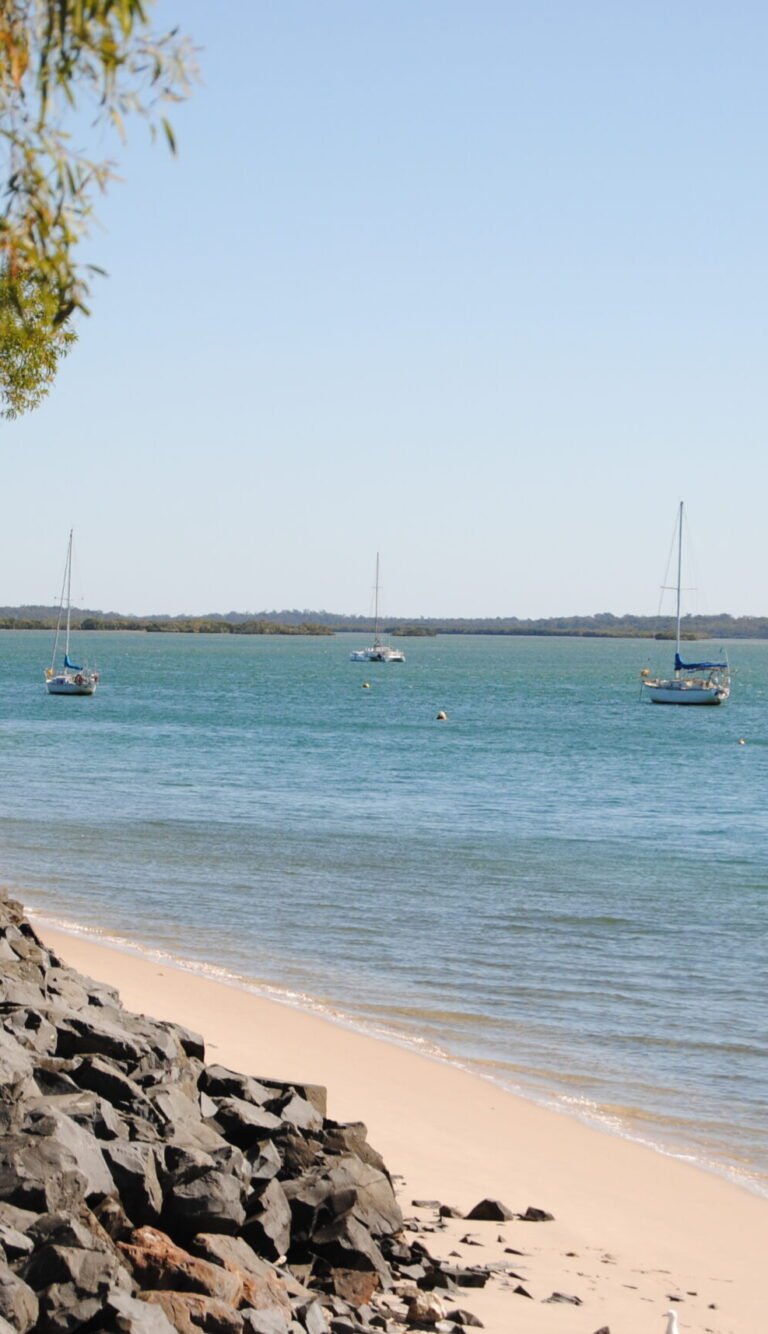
[0,1220,34,1259]
[215,1097,283,1148]
[29,1061,82,1098]
[45,969,92,1011]
[200,1090,219,1120]
[321,1125,385,1175]
[518,1205,553,1222]
[242,1311,291,1334]
[445,1310,484,1327]
[273,1131,322,1180]
[249,1139,283,1188]
[242,1179,292,1261]
[22,1106,116,1202]
[284,1157,400,1246]
[2,1006,58,1056]
[273,1094,323,1135]
[544,1291,582,1304]
[259,1082,327,1120]
[310,1213,390,1289]
[0,1132,90,1213]
[439,1268,489,1289]
[56,1011,150,1065]
[297,1298,329,1334]
[30,1089,127,1142]
[124,1017,186,1066]
[71,1054,153,1112]
[0,1201,40,1233]
[93,1197,135,1241]
[103,1142,164,1226]
[0,1259,39,1333]
[139,1289,246,1333]
[200,1066,272,1106]
[164,1167,247,1237]
[170,1023,206,1061]
[0,1029,38,1105]
[464,1200,515,1222]
[90,1289,178,1331]
[21,1239,132,1330]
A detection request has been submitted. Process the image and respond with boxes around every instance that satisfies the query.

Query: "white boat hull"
[643,680,728,706]
[46,674,98,696]
[350,646,405,662]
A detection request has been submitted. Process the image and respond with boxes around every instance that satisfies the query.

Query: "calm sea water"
[1,630,766,1193]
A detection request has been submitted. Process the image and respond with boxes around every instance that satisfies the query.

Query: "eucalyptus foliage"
[0,273,76,418]
[0,0,195,417]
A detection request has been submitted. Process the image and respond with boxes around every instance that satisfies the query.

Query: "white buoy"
[436,710,447,721]
[738,737,746,745]
[362,682,370,690]
[664,1310,680,1334]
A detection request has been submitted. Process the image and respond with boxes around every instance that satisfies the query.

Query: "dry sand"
[39,925,766,1334]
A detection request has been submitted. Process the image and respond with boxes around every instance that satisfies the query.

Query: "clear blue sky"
[4,1,767,617]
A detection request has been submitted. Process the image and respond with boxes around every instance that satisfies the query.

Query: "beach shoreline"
[28,905,766,1203]
[34,916,767,1334]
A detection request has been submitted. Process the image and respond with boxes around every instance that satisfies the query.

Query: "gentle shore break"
[0,901,760,1331]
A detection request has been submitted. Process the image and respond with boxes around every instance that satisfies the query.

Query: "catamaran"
[642,502,729,705]
[350,554,405,663]
[45,530,100,696]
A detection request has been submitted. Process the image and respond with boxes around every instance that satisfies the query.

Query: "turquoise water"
[1,630,766,1193]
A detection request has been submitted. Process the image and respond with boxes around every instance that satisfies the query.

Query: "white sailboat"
[45,530,100,696]
[642,502,729,706]
[350,554,405,663]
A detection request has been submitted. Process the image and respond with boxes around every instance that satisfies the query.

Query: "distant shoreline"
[2,613,767,639]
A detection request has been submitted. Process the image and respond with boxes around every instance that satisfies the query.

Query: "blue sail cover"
[64,654,82,671]
[674,653,727,672]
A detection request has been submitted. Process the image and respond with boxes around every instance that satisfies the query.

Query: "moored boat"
[642,503,729,706]
[350,554,405,663]
[45,530,100,696]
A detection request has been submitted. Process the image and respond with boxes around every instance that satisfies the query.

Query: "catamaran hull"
[643,683,727,705]
[350,648,405,662]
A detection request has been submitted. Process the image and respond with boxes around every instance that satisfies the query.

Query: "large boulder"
[0,1259,38,1333]
[190,1235,294,1318]
[241,1181,292,1262]
[141,1290,245,1334]
[21,1106,116,1203]
[56,1012,150,1066]
[118,1226,244,1304]
[20,1216,133,1332]
[103,1142,164,1227]
[86,1289,178,1331]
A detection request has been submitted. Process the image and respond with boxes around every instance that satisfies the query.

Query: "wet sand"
[40,924,765,1334]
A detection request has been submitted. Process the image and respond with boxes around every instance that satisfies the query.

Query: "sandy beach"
[30,922,764,1334]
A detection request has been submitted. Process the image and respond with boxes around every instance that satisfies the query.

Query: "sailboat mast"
[64,529,73,662]
[50,534,69,671]
[675,501,683,671]
[373,552,380,644]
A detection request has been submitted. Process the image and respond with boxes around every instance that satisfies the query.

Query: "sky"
[3,1,767,618]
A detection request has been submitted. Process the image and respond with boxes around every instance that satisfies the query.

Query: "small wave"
[29,903,768,1202]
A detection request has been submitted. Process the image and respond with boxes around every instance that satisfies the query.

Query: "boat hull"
[46,675,98,696]
[643,681,727,706]
[350,647,405,662]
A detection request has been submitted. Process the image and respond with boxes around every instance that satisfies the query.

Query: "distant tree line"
[0,612,332,636]
[1,608,766,638]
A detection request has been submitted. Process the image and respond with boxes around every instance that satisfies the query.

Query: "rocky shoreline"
[0,890,515,1334]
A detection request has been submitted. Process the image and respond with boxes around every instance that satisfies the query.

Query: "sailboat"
[45,530,100,696]
[350,554,405,663]
[642,502,729,705]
